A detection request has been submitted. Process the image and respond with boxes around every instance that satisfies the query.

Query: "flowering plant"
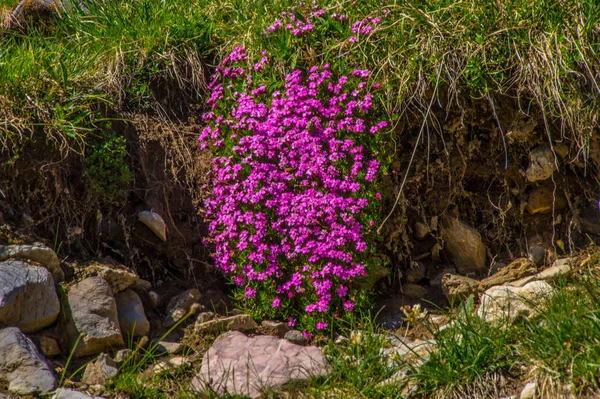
[199,46,387,333]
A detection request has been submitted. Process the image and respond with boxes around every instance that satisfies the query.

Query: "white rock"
[520,382,537,399]
[477,281,553,323]
[138,210,167,241]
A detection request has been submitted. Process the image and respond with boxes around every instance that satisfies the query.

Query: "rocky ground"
[0,234,582,398]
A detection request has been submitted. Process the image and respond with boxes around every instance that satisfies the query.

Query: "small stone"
[430,267,457,287]
[414,222,430,240]
[441,274,480,303]
[261,320,290,338]
[113,349,133,363]
[82,354,118,386]
[147,291,161,309]
[163,289,201,328]
[520,382,537,399]
[526,145,556,182]
[133,279,152,292]
[138,210,167,241]
[37,335,62,357]
[527,244,547,266]
[440,217,487,274]
[406,261,426,283]
[194,314,258,334]
[85,261,139,294]
[526,186,565,215]
[115,290,150,337]
[284,330,308,346]
[401,283,427,299]
[66,277,124,357]
[151,340,182,355]
[0,327,57,395]
[195,312,214,325]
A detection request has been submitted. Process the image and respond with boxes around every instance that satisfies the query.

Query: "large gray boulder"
[0,244,64,282]
[0,327,57,395]
[115,289,149,337]
[191,331,328,398]
[66,277,124,357]
[0,261,60,333]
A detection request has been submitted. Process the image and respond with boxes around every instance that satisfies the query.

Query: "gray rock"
[477,281,553,324]
[66,277,124,357]
[52,388,103,399]
[163,289,201,328]
[0,244,64,282]
[261,320,290,338]
[147,291,161,309]
[115,290,149,337]
[401,283,427,299]
[284,330,308,346]
[196,312,215,325]
[82,353,118,386]
[440,217,487,274]
[151,340,182,356]
[510,258,572,287]
[441,274,480,303]
[191,331,328,398]
[0,261,60,333]
[35,335,62,357]
[0,327,57,395]
[86,262,139,294]
[194,314,257,334]
[138,210,167,242]
[526,145,556,182]
[133,279,152,292]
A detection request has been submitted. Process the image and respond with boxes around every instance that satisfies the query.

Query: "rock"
[163,289,201,328]
[0,243,64,282]
[401,283,427,299]
[85,261,139,294]
[525,186,565,215]
[115,290,149,337]
[526,145,556,182]
[527,243,547,266]
[195,312,214,325]
[414,221,430,240]
[82,354,118,386]
[0,327,57,395]
[430,267,457,287]
[113,349,132,364]
[138,210,167,241]
[477,281,553,323]
[148,291,161,309]
[479,258,537,290]
[133,279,152,292]
[441,274,480,303]
[0,261,60,333]
[151,340,182,356]
[36,335,62,357]
[261,320,290,338]
[66,277,124,357]
[284,330,308,346]
[510,258,572,287]
[191,331,328,398]
[520,382,537,399]
[406,261,426,283]
[195,314,258,334]
[52,388,102,399]
[440,217,487,274]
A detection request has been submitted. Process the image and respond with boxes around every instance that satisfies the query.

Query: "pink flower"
[272,297,281,308]
[245,287,256,299]
[343,301,355,312]
[288,317,297,327]
[316,321,328,330]
[375,192,381,199]
[302,331,312,340]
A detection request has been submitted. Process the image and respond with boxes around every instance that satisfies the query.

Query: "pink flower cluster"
[265,2,324,36]
[348,11,389,43]
[200,47,385,331]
